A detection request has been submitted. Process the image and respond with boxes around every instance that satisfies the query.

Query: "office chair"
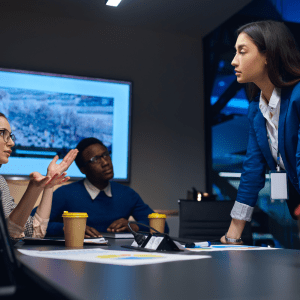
[178,200,253,245]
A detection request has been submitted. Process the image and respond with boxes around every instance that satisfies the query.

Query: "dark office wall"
[0,11,205,210]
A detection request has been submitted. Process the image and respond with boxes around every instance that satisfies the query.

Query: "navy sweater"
[32,180,168,236]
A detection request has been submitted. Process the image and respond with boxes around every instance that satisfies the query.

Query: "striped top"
[0,175,48,240]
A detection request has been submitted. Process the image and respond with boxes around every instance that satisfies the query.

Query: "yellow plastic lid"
[148,213,166,219]
[62,211,88,218]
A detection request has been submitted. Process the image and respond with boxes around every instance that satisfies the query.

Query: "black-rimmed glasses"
[84,151,111,166]
[0,129,16,143]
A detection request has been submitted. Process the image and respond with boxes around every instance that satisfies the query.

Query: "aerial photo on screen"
[0,87,114,157]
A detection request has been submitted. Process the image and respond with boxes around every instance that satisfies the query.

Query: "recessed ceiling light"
[106,0,122,7]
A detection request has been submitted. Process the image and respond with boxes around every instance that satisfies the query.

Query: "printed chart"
[18,248,210,266]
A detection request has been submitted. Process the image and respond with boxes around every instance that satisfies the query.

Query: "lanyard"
[268,130,281,172]
[264,111,282,172]
[276,149,280,172]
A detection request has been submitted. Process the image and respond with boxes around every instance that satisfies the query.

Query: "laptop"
[0,194,70,299]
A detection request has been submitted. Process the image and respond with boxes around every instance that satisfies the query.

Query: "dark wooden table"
[15,238,300,300]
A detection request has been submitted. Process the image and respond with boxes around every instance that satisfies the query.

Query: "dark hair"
[0,113,7,120]
[75,137,105,169]
[0,113,8,168]
[237,20,300,99]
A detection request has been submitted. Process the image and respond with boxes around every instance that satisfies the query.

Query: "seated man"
[35,137,168,237]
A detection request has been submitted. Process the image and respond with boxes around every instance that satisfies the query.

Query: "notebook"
[23,236,109,246]
[100,232,134,239]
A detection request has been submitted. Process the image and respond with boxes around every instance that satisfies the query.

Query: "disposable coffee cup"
[62,211,88,247]
[148,213,166,234]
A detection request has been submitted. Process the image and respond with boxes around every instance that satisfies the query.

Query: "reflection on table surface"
[16,238,300,300]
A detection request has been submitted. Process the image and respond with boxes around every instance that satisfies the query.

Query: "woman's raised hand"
[29,149,78,189]
[47,149,78,177]
[29,172,70,189]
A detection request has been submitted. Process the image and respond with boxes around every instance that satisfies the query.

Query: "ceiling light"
[106,0,122,7]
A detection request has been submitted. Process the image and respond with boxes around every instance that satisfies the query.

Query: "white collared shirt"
[83,178,112,200]
[259,87,285,170]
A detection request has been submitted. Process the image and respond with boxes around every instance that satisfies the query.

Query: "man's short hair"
[75,137,105,169]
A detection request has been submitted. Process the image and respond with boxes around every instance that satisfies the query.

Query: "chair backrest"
[178,200,253,245]
[0,194,19,296]
[0,193,71,299]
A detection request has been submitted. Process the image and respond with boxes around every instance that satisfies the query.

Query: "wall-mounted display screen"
[0,68,131,181]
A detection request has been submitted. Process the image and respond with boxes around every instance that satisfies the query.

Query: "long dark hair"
[0,113,8,168]
[237,20,300,100]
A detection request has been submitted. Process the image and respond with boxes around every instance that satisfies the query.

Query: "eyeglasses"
[84,151,111,166]
[0,129,16,143]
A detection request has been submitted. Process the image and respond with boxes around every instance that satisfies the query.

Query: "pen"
[185,241,211,248]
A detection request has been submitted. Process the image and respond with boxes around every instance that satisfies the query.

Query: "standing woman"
[0,112,78,242]
[221,20,300,244]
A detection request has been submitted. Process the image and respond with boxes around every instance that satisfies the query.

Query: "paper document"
[18,248,210,266]
[184,244,279,251]
[83,237,107,244]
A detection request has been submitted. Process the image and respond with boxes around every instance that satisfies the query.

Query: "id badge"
[269,170,288,202]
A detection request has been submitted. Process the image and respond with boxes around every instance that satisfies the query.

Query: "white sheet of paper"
[184,245,279,251]
[18,248,210,266]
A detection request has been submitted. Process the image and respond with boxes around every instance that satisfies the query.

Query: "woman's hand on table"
[221,219,246,245]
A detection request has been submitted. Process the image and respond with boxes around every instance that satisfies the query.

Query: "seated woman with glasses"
[0,112,78,243]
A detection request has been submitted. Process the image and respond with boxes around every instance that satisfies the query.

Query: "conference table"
[15,238,300,300]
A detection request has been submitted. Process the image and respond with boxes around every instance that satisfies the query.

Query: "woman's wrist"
[225,232,242,243]
[228,218,246,238]
[226,230,241,240]
[28,179,45,191]
[43,184,54,190]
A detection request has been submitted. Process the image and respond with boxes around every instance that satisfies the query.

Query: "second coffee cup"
[148,213,166,234]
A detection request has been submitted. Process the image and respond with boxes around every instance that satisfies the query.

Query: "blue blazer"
[237,82,300,216]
